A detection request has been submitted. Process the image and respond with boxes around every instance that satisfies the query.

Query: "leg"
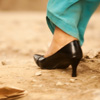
[45,26,78,57]
[45,0,82,57]
[78,0,100,46]
[45,0,99,57]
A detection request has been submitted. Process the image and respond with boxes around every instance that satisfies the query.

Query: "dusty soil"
[0,12,100,100]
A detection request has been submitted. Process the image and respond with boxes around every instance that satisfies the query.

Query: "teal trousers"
[46,0,100,46]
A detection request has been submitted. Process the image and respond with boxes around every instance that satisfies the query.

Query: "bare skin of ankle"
[44,27,78,58]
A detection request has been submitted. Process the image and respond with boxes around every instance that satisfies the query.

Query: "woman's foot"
[44,27,78,58]
[33,26,82,76]
[34,39,83,76]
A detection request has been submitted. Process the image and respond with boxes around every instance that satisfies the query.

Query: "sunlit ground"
[0,12,100,100]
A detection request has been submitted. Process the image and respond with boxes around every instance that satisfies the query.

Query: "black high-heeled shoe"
[33,40,83,77]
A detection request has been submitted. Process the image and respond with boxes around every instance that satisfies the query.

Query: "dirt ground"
[0,12,100,100]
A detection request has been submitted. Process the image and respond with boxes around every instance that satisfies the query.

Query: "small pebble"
[85,50,98,59]
[70,79,76,83]
[35,71,42,76]
[56,82,63,86]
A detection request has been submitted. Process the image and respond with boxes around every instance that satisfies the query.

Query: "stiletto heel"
[71,58,81,77]
[33,40,83,77]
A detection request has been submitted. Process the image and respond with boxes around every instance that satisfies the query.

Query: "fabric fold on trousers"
[46,0,100,46]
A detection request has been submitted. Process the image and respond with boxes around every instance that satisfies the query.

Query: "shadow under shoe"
[33,40,83,77]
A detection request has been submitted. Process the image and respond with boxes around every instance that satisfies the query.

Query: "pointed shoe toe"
[33,40,83,77]
[33,54,43,66]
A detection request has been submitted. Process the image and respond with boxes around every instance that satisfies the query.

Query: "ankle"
[54,27,78,45]
[53,33,78,47]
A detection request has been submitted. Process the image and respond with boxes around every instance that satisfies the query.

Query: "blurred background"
[0,0,100,11]
[0,0,47,11]
[0,0,99,11]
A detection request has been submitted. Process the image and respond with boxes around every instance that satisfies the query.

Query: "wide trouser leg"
[78,0,100,46]
[46,0,100,46]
